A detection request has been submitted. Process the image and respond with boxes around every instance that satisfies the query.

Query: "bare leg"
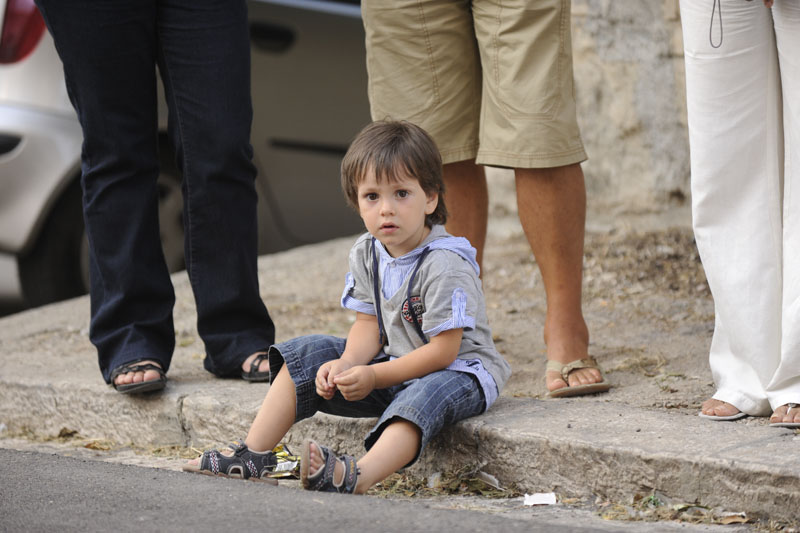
[442,159,488,268]
[244,365,297,451]
[307,420,420,495]
[514,164,600,392]
[185,365,296,466]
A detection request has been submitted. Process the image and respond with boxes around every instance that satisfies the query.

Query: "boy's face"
[357,168,438,258]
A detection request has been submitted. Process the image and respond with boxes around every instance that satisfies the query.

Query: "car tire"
[20,166,185,308]
[156,166,185,275]
[19,179,86,307]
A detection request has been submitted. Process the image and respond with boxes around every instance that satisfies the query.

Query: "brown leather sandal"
[545,357,611,398]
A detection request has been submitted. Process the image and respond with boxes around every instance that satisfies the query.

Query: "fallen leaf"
[718,513,749,525]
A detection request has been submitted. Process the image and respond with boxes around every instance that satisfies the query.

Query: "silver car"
[0,0,369,308]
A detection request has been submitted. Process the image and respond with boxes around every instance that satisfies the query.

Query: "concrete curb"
[2,375,798,523]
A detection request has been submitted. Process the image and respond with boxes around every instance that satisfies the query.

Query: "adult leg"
[442,160,488,267]
[468,0,592,393]
[35,0,175,385]
[681,0,781,416]
[156,0,275,377]
[767,1,800,422]
[362,0,483,177]
[514,164,597,391]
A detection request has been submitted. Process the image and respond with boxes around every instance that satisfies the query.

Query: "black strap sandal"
[109,362,167,394]
[183,441,279,483]
[241,351,270,382]
[300,439,359,494]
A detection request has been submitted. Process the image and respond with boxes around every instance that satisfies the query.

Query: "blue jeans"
[268,334,486,463]
[34,0,275,381]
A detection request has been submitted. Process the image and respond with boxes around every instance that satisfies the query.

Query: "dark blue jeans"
[35,0,275,381]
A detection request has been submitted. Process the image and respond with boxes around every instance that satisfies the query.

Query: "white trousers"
[681,0,800,415]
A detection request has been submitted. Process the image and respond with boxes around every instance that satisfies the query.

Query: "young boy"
[184,120,511,494]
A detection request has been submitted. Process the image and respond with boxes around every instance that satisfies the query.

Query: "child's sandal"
[300,438,359,494]
[182,440,278,484]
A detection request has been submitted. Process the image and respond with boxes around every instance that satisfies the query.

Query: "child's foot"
[184,445,236,470]
[183,441,278,483]
[241,351,269,381]
[769,403,800,427]
[698,399,746,420]
[307,440,341,481]
[301,439,359,493]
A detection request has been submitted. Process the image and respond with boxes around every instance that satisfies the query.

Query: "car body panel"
[0,105,83,254]
[0,29,73,114]
[248,0,367,248]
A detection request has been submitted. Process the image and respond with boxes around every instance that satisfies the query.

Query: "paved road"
[0,448,589,533]
[0,446,755,532]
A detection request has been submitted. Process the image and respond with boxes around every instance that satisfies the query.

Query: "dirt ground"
[487,223,714,409]
[472,169,721,418]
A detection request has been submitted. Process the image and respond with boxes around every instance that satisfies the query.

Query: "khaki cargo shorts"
[362,0,587,169]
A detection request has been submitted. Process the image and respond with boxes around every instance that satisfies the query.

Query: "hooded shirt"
[341,225,511,409]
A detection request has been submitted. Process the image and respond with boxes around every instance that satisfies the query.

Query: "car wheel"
[19,179,85,307]
[156,169,185,274]
[20,169,185,308]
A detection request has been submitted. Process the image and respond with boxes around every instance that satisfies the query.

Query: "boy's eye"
[365,193,378,201]
[396,190,409,198]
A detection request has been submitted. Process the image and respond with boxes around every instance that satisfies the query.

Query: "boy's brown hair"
[341,120,447,227]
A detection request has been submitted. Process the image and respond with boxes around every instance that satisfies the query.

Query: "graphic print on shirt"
[402,296,424,325]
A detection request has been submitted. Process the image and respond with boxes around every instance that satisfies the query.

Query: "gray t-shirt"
[341,225,511,408]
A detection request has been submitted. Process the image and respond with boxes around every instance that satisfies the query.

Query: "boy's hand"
[333,365,376,401]
[315,359,353,399]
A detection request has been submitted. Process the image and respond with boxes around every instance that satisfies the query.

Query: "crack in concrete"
[176,394,190,447]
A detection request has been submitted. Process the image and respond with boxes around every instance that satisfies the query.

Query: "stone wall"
[572,0,688,209]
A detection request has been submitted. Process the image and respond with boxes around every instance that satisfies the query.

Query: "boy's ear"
[425,191,439,215]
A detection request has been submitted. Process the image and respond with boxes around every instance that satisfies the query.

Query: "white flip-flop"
[698,411,747,421]
[769,403,800,428]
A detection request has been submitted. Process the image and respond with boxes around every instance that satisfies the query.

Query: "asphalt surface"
[0,448,591,533]
[1,447,757,533]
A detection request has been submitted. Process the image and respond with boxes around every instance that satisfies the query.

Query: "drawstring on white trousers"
[710,0,755,48]
[710,0,723,47]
